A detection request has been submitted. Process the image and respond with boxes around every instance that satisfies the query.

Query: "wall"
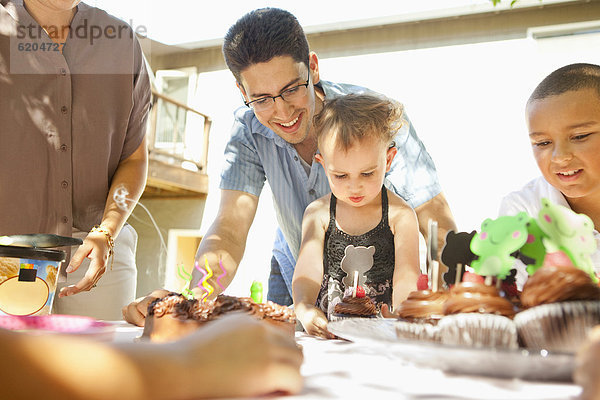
[129,197,206,297]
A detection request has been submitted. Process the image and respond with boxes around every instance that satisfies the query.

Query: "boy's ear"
[386,146,397,171]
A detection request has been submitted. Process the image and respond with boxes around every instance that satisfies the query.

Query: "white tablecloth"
[110,322,581,399]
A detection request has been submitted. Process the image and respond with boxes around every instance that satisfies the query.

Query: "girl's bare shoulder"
[303,194,331,222]
[386,189,412,209]
[385,189,417,223]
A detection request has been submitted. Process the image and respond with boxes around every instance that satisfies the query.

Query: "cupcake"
[514,264,600,352]
[395,289,449,342]
[443,282,516,317]
[330,286,377,321]
[520,265,600,307]
[438,282,518,349]
[397,289,449,323]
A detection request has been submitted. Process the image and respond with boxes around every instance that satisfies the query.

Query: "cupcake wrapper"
[395,320,441,342]
[514,301,600,353]
[438,313,518,349]
[329,314,376,322]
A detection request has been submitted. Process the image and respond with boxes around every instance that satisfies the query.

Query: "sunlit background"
[89,0,600,298]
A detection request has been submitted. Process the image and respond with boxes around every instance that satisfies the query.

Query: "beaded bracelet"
[91,225,115,271]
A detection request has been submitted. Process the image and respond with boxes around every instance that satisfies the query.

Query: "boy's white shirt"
[498,176,600,290]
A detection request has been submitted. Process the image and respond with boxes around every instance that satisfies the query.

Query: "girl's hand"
[58,229,112,297]
[296,304,335,339]
[380,303,399,318]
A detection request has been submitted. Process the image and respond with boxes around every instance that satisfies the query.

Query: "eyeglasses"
[244,79,310,112]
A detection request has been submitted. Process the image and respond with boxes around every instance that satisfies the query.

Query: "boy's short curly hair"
[529,63,600,104]
[222,8,310,83]
[314,94,404,152]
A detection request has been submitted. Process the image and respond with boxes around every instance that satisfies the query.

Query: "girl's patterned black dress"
[316,187,396,318]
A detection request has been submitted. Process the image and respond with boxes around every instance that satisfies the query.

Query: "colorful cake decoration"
[441,230,477,286]
[250,280,263,303]
[340,244,375,293]
[470,212,529,280]
[193,257,215,302]
[355,285,366,298]
[515,216,547,274]
[537,198,598,282]
[426,219,439,291]
[216,256,227,291]
[440,198,599,286]
[416,273,429,290]
[176,264,194,300]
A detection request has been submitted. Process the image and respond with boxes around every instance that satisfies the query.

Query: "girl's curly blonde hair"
[313,93,404,152]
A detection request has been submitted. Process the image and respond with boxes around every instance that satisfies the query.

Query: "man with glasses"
[123,7,456,324]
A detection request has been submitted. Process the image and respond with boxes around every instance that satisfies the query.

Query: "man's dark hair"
[222,8,310,83]
[528,63,600,104]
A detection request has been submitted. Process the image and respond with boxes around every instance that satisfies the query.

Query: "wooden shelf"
[144,158,208,198]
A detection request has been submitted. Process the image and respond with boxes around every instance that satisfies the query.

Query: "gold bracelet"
[91,225,115,271]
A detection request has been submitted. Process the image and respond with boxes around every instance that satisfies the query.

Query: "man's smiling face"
[238,55,318,145]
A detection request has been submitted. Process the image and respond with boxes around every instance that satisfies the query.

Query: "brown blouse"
[0,0,151,237]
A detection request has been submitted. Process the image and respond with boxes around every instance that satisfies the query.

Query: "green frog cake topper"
[517,217,547,275]
[537,197,598,282]
[470,212,529,279]
[442,198,598,284]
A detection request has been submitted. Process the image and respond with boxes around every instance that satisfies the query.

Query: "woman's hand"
[58,229,112,298]
[295,303,335,339]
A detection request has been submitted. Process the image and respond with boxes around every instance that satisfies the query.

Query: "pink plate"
[0,314,115,341]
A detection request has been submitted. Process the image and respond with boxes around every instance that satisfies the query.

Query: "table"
[111,322,581,400]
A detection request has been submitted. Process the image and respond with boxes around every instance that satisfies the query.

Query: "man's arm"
[414,192,457,287]
[122,189,258,326]
[192,189,260,293]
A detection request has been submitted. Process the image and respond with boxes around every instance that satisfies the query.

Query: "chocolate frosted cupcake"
[398,290,449,323]
[442,282,516,317]
[330,286,377,321]
[438,282,518,349]
[520,265,600,307]
[395,290,449,342]
[515,265,600,352]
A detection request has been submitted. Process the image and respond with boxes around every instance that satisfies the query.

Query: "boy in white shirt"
[499,63,600,289]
